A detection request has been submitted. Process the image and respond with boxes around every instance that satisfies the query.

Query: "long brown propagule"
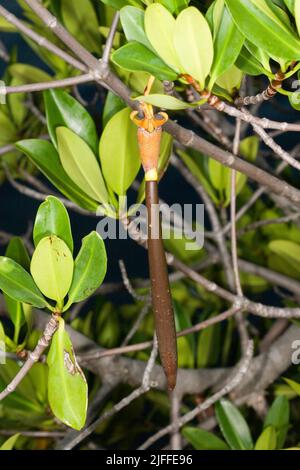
[131,78,178,391]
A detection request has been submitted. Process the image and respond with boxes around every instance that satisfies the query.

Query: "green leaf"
[61,0,101,53]
[66,232,107,308]
[174,300,194,368]
[135,93,192,110]
[56,127,109,204]
[103,92,126,127]
[120,6,154,51]
[16,139,98,211]
[216,64,243,94]
[183,427,229,450]
[8,63,51,84]
[216,399,254,450]
[100,0,142,10]
[0,434,20,451]
[3,238,31,340]
[33,196,73,253]
[255,426,277,450]
[44,89,98,156]
[269,240,300,277]
[145,3,182,72]
[209,5,244,88]
[112,42,178,81]
[0,16,17,32]
[99,108,141,196]
[197,315,221,367]
[47,318,87,430]
[30,236,74,303]
[5,237,30,271]
[0,257,46,308]
[236,47,272,77]
[225,0,300,60]
[157,0,189,15]
[208,158,246,207]
[284,378,300,396]
[174,6,214,89]
[264,395,290,448]
[295,0,300,36]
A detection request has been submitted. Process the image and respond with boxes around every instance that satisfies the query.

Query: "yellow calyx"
[145,168,158,181]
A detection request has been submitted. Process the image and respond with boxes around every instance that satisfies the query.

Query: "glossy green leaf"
[44,89,98,155]
[225,0,300,60]
[47,318,87,430]
[135,93,192,110]
[0,257,46,308]
[209,5,244,88]
[0,434,20,451]
[61,0,101,53]
[99,108,140,196]
[120,6,154,51]
[16,140,98,211]
[3,238,31,340]
[57,127,108,204]
[183,427,229,450]
[30,236,73,303]
[174,7,214,89]
[5,237,30,271]
[255,426,277,450]
[264,395,290,448]
[103,92,126,127]
[112,42,178,81]
[235,47,272,77]
[66,232,107,308]
[145,4,182,72]
[216,399,254,450]
[33,196,73,253]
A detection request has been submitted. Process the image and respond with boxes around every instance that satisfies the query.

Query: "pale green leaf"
[255,426,277,450]
[66,232,107,308]
[173,7,214,89]
[135,93,192,110]
[99,108,141,195]
[47,318,87,430]
[56,127,108,204]
[33,196,73,253]
[30,236,74,303]
[145,3,181,72]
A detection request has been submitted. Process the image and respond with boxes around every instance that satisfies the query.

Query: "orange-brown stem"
[146,180,177,391]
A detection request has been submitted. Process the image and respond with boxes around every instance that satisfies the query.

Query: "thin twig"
[102,12,120,64]
[138,340,254,449]
[0,4,86,72]
[79,306,241,361]
[231,119,249,354]
[4,74,94,95]
[0,315,59,402]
